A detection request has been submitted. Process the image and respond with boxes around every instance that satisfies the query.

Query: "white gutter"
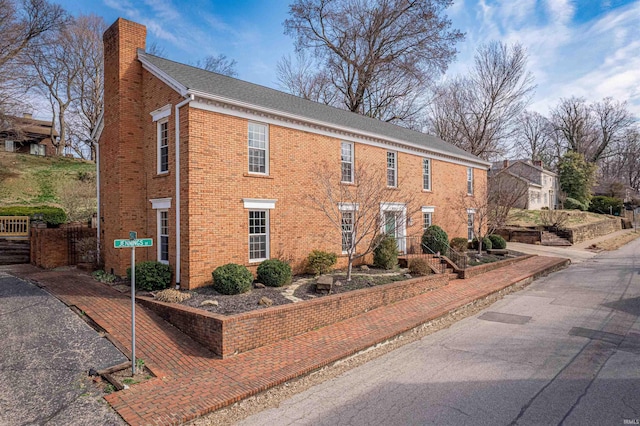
[96,142,100,262]
[174,95,193,288]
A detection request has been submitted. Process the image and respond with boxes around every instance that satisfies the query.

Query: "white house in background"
[490,159,559,210]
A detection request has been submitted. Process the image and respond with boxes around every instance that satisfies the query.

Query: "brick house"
[99,18,490,289]
[490,159,559,210]
[1,113,58,156]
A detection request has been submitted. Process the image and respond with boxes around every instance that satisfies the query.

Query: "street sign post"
[114,233,153,375]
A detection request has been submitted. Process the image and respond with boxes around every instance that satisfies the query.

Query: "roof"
[137,50,489,168]
[1,115,58,138]
[491,159,556,176]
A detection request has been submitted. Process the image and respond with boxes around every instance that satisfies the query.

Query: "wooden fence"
[0,216,29,238]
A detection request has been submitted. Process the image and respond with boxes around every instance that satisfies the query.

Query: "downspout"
[174,94,193,289]
[96,141,100,263]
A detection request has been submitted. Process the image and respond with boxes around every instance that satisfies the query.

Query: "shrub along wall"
[138,273,449,358]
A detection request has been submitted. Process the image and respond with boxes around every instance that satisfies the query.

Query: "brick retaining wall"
[30,225,96,268]
[461,254,535,279]
[138,273,449,358]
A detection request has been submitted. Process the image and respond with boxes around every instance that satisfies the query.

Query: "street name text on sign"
[114,238,153,248]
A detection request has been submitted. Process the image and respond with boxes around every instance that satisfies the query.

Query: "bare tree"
[429,42,535,160]
[514,110,554,165]
[0,0,66,131]
[66,15,106,160]
[191,54,238,77]
[283,0,463,125]
[276,51,337,105]
[308,162,418,281]
[550,96,635,163]
[453,173,528,254]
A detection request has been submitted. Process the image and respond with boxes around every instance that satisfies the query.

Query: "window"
[467,211,475,241]
[248,122,268,174]
[157,119,169,173]
[422,158,431,191]
[249,210,269,261]
[4,140,14,152]
[387,151,397,187]
[467,167,474,195]
[158,210,169,264]
[422,206,434,232]
[341,142,354,183]
[341,210,354,252]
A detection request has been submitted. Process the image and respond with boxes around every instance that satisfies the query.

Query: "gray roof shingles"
[138,50,488,167]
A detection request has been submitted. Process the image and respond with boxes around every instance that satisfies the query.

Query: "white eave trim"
[150,197,171,210]
[243,198,276,209]
[467,208,476,214]
[150,104,171,121]
[421,206,435,213]
[138,53,189,97]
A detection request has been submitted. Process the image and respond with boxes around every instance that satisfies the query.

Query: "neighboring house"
[98,18,491,289]
[0,113,58,156]
[490,160,558,210]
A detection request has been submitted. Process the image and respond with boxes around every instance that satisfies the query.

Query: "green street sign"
[114,238,153,248]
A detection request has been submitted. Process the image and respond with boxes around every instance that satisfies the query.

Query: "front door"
[383,210,405,253]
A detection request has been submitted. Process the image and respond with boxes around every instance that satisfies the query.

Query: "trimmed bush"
[471,237,492,251]
[373,234,398,270]
[0,205,66,226]
[257,259,292,287]
[307,250,338,276]
[126,261,172,291]
[588,196,623,215]
[488,234,507,249]
[450,237,469,253]
[408,258,432,276]
[564,197,588,211]
[422,225,449,256]
[212,263,253,295]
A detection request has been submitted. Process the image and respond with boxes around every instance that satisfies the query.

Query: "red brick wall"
[102,18,489,289]
[138,273,449,358]
[30,226,97,269]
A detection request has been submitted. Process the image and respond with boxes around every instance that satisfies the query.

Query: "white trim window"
[158,209,169,264]
[387,151,397,187]
[249,210,269,261]
[341,141,354,183]
[157,119,169,174]
[4,140,14,152]
[467,167,474,195]
[422,206,434,232]
[467,209,475,241]
[248,122,268,174]
[341,210,354,253]
[422,158,431,191]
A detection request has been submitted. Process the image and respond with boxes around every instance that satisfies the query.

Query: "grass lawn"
[0,151,95,207]
[506,208,611,229]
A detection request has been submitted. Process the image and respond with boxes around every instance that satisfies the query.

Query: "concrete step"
[541,231,572,246]
[0,239,30,265]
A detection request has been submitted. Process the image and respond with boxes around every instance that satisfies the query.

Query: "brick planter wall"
[138,273,449,358]
[461,254,535,279]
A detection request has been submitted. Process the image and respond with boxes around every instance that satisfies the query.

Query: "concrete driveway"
[0,272,127,425]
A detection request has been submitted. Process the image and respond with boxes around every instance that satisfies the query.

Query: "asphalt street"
[239,238,640,425]
[0,272,127,426]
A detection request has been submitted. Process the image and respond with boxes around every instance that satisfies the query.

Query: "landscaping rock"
[316,275,333,285]
[254,283,266,289]
[334,280,343,287]
[360,265,369,271]
[404,273,412,279]
[200,300,219,307]
[259,296,273,307]
[316,275,333,294]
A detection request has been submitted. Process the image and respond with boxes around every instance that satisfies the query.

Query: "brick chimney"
[100,18,147,276]
[503,159,509,168]
[533,160,543,168]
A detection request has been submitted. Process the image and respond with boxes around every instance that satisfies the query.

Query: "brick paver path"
[5,256,568,425]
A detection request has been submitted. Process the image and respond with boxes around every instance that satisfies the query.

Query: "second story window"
[158,119,169,173]
[422,158,431,191]
[248,122,268,174]
[341,142,354,183]
[387,151,397,187]
[467,167,473,195]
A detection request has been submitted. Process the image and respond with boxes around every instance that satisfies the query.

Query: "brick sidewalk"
[4,256,568,425]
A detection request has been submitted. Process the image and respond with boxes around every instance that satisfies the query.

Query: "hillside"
[0,152,96,213]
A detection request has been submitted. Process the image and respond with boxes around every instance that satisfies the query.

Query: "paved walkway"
[3,256,568,425]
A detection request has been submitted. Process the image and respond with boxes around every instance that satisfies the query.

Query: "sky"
[51,0,640,118]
